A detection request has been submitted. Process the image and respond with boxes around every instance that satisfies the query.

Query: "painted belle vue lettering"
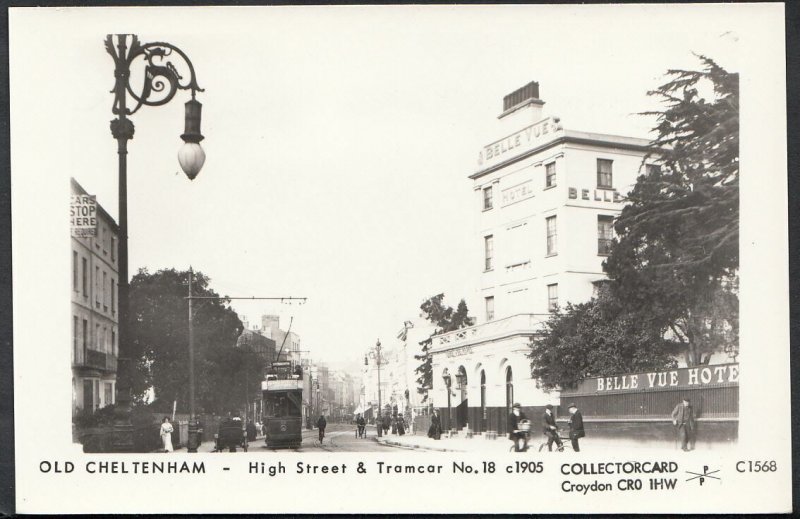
[480,117,562,166]
[596,364,739,392]
[568,187,622,203]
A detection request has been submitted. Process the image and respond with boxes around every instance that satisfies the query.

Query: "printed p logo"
[686,466,720,486]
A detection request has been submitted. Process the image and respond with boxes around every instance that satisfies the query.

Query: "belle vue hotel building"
[427,81,738,442]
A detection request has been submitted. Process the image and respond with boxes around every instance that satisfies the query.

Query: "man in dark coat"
[317,415,327,443]
[246,420,257,442]
[356,413,366,438]
[671,397,695,451]
[567,403,585,452]
[428,409,442,440]
[542,404,563,451]
[508,403,529,452]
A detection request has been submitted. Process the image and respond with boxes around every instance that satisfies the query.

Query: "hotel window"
[102,227,108,254]
[545,161,556,188]
[102,326,108,353]
[72,251,78,291]
[111,280,116,314]
[73,316,78,362]
[645,164,661,176]
[598,215,614,255]
[483,186,493,210]
[94,380,100,411]
[485,296,495,321]
[103,271,108,310]
[484,235,494,271]
[82,319,88,360]
[547,283,558,312]
[95,266,100,306]
[111,330,116,356]
[111,236,116,261]
[95,323,100,350]
[597,159,613,189]
[104,383,113,408]
[546,216,557,256]
[82,257,88,297]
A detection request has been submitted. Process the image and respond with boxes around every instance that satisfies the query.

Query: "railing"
[74,350,117,372]
[431,314,547,352]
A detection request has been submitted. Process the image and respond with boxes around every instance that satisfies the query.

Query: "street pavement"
[170,423,396,453]
[374,430,739,453]
[164,423,737,453]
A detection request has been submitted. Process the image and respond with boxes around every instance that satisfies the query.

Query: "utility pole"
[366,339,383,438]
[187,267,198,452]
[184,281,307,452]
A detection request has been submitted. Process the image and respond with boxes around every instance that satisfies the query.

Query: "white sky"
[11,5,754,374]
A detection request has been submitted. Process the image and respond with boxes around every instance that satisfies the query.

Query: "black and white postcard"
[8,3,791,514]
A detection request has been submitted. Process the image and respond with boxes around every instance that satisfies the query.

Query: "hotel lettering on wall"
[477,116,563,168]
[446,345,473,358]
[567,364,739,394]
[568,187,623,203]
[71,194,97,237]
[502,181,534,207]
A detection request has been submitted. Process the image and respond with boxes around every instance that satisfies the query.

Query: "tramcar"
[261,363,303,449]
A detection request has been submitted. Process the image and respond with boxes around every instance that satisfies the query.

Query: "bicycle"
[537,428,573,452]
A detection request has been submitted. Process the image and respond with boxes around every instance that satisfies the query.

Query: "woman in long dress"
[160,417,174,453]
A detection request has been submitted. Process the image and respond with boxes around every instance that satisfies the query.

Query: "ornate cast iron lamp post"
[366,339,384,438]
[106,34,205,452]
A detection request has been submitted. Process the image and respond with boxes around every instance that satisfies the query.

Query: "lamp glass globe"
[178,142,206,180]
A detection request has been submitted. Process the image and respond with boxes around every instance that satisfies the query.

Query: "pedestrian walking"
[246,419,257,442]
[542,404,563,451]
[428,409,442,440]
[508,403,529,452]
[317,415,327,442]
[160,416,174,453]
[567,403,585,452]
[671,397,695,451]
[396,415,406,436]
[356,413,366,438]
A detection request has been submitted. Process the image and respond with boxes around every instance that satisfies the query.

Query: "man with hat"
[508,403,529,452]
[671,397,695,451]
[542,404,563,451]
[567,403,585,452]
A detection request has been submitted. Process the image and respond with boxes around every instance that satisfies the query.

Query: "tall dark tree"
[604,55,739,366]
[128,268,261,413]
[414,294,474,402]
[529,289,679,390]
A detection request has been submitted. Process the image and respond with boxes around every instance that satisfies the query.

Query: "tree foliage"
[529,289,679,390]
[414,294,474,402]
[128,268,262,414]
[604,55,739,366]
[528,56,739,388]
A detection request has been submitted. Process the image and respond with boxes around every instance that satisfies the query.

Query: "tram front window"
[286,392,302,417]
[265,391,302,417]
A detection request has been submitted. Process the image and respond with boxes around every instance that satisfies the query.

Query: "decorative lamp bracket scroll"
[106,34,204,117]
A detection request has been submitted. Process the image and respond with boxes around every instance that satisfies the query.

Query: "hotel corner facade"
[429,81,658,435]
[71,178,119,417]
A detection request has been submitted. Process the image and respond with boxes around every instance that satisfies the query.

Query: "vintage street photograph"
[9,3,790,514]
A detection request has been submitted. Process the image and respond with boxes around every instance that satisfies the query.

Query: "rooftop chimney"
[503,81,541,112]
[498,80,545,131]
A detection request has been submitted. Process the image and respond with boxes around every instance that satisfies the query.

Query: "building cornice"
[469,131,654,181]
